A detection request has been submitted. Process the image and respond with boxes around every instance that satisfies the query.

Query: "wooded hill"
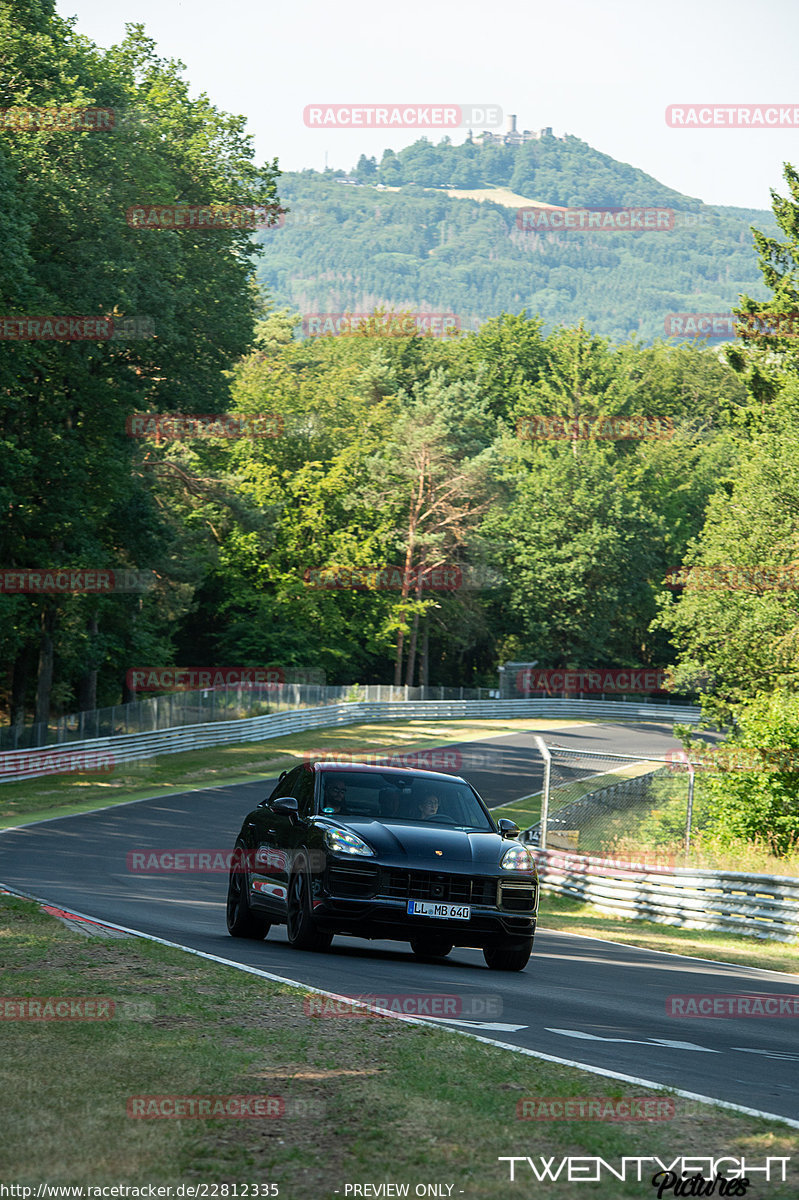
[257,134,776,344]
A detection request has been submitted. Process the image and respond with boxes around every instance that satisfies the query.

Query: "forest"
[3,0,799,853]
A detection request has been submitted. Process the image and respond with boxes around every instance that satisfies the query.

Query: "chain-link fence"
[520,744,690,864]
[0,682,505,752]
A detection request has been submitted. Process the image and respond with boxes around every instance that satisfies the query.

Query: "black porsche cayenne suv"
[226,760,538,970]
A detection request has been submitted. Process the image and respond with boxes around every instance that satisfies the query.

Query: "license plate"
[407,901,470,920]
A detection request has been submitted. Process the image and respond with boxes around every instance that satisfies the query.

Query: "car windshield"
[317,770,495,831]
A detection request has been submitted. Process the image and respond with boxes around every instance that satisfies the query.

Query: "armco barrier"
[0,698,700,783]
[533,849,799,943]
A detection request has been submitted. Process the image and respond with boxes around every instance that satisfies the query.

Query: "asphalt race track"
[2,722,798,1124]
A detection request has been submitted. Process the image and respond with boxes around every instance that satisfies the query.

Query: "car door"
[285,765,317,880]
[248,766,300,914]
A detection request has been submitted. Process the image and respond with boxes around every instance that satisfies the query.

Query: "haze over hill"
[257,131,777,344]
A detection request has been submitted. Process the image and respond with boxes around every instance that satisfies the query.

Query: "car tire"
[286,864,333,952]
[483,939,533,971]
[410,936,453,960]
[226,849,270,940]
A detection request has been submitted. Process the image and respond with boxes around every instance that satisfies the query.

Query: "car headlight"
[322,827,375,857]
[500,844,537,872]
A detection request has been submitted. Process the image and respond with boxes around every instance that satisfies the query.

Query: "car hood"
[324,819,510,869]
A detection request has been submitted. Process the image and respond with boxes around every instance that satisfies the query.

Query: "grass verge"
[1,894,796,1198]
[0,717,591,828]
[538,892,799,975]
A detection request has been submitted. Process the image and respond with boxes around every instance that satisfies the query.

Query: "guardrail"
[0,698,701,783]
[533,848,799,943]
[1,682,511,752]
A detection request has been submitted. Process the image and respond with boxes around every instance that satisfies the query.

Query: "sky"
[56,0,799,212]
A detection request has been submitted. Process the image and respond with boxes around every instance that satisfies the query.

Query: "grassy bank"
[1,894,795,1198]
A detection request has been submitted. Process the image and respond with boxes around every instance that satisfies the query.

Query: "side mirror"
[271,797,299,817]
[260,769,290,807]
[497,818,520,839]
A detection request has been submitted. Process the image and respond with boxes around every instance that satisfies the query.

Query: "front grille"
[499,881,537,912]
[382,869,474,904]
[327,862,379,898]
[469,878,498,905]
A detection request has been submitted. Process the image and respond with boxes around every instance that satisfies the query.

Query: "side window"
[291,766,315,818]
[267,767,300,804]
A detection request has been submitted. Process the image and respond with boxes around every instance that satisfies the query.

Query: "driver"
[416,792,440,819]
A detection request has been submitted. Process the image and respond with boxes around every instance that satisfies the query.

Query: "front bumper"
[312,859,538,946]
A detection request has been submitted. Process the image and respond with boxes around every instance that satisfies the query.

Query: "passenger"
[323,778,346,813]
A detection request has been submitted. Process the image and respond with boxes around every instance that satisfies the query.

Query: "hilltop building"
[475,114,564,146]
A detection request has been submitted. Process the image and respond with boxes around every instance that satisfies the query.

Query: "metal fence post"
[685,762,696,855]
[533,735,552,850]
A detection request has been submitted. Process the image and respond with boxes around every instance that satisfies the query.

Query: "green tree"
[656,162,799,720]
[485,440,665,668]
[365,370,499,684]
[655,407,799,716]
[0,2,281,723]
[691,691,799,855]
